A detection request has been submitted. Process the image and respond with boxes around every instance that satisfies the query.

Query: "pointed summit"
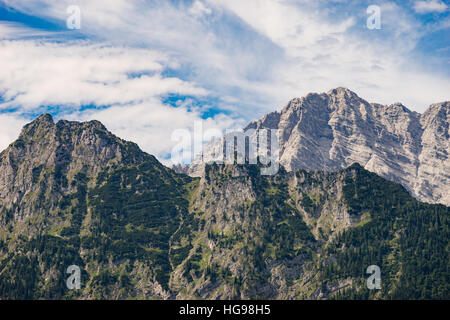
[385,103,412,114]
[20,113,55,139]
[422,101,449,119]
[327,87,354,94]
[327,87,360,100]
[35,113,54,124]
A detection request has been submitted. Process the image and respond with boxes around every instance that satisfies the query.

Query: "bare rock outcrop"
[189,88,449,206]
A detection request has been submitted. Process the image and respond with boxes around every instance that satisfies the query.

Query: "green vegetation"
[0,158,448,300]
[322,164,450,299]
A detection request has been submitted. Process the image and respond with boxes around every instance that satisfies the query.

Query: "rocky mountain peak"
[422,101,449,122]
[189,89,450,206]
[327,87,361,103]
[387,102,409,112]
[327,86,357,96]
[277,88,362,118]
[244,111,281,130]
[0,116,155,222]
[35,113,54,124]
[245,88,363,132]
[19,113,54,138]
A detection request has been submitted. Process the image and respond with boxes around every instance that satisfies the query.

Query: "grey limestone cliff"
[189,88,449,206]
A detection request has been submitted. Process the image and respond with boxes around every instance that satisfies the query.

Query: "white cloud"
[6,0,449,115]
[0,39,207,111]
[413,0,448,14]
[212,0,450,111]
[213,0,356,51]
[0,113,27,152]
[189,0,212,18]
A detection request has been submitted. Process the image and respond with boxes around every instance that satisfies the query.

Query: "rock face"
[171,164,375,299]
[171,163,190,175]
[189,88,449,206]
[0,114,147,223]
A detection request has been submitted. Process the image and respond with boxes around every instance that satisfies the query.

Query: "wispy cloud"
[413,0,448,14]
[0,21,55,39]
[211,0,450,110]
[0,113,27,152]
[0,40,206,111]
[189,0,212,17]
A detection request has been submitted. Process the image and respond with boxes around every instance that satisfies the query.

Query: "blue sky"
[0,0,449,163]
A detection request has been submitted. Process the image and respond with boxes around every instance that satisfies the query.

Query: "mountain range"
[188,87,449,207]
[0,89,448,300]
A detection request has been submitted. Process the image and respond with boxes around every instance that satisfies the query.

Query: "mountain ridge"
[189,87,450,206]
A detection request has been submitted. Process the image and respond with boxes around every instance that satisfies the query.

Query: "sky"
[0,0,449,164]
